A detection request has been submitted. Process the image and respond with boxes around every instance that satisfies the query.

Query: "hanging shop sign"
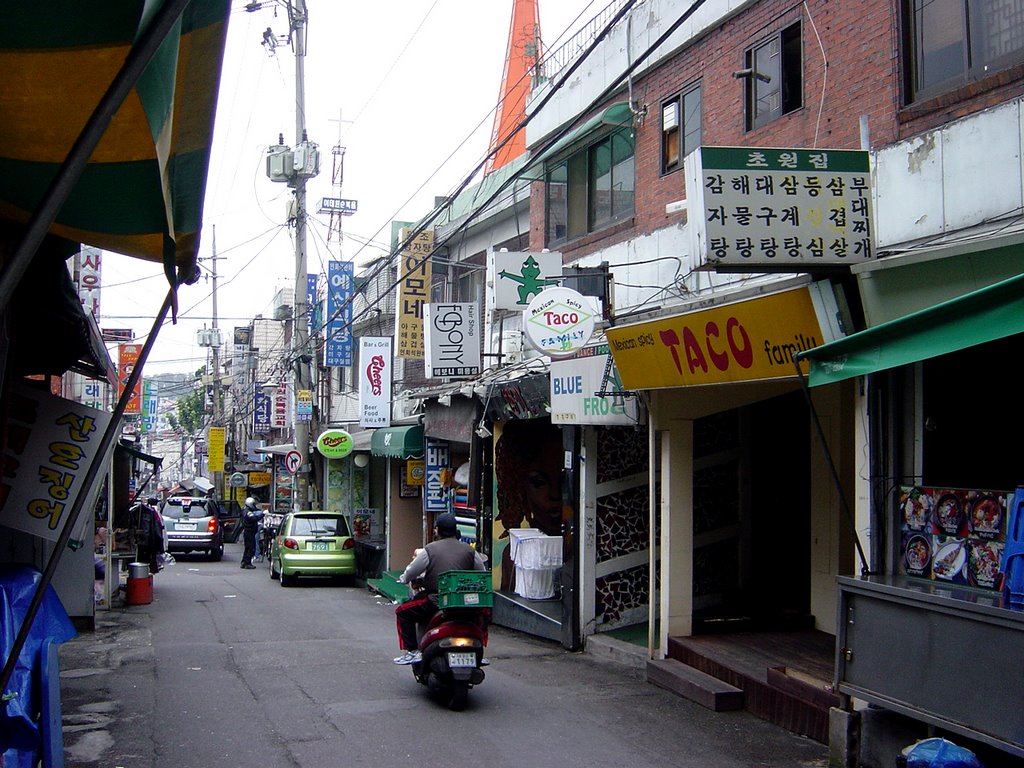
[359,337,392,428]
[485,373,551,422]
[248,471,272,487]
[296,389,313,422]
[325,259,354,367]
[406,459,426,487]
[207,427,225,472]
[0,383,112,542]
[229,472,247,488]
[423,302,481,379]
[523,286,596,358]
[395,227,433,359]
[117,343,142,414]
[687,145,874,267]
[316,429,354,459]
[606,285,826,389]
[550,344,643,426]
[492,250,562,310]
[423,438,450,514]
[424,395,478,443]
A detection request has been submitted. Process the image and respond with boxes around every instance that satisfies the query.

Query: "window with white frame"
[545,127,634,246]
[743,23,802,131]
[662,83,702,174]
[903,0,1024,103]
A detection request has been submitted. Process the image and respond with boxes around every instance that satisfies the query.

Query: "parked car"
[269,511,355,587]
[160,496,223,560]
[216,499,244,543]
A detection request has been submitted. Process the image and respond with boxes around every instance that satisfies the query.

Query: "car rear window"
[289,515,350,537]
[161,499,212,520]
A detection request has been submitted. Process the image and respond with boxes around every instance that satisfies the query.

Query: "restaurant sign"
[687,146,873,267]
[606,286,825,389]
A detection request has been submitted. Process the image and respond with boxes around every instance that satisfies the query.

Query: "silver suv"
[161,496,224,560]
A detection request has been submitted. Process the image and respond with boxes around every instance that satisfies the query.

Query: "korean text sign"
[117,343,142,414]
[0,383,112,541]
[395,228,433,359]
[325,260,354,367]
[687,146,873,266]
[423,302,481,379]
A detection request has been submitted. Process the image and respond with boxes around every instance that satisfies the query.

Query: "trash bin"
[354,539,386,579]
[126,562,153,605]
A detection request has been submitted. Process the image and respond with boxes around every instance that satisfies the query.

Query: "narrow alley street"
[59,542,828,768]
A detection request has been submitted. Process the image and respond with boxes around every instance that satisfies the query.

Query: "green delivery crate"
[437,570,493,609]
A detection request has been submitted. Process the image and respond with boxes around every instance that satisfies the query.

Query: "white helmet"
[245,497,257,508]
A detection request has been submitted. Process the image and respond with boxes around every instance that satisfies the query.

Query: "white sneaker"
[393,650,422,665]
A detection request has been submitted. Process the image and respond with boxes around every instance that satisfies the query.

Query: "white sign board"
[423,303,481,379]
[359,337,392,428]
[0,383,112,542]
[549,346,642,425]
[687,146,873,267]
[492,250,562,310]
[522,286,596,359]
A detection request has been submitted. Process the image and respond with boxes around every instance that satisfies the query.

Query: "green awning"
[797,272,1024,387]
[371,425,424,459]
[0,1,231,282]
[530,101,633,166]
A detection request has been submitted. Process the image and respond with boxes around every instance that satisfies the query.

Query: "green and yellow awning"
[0,0,231,283]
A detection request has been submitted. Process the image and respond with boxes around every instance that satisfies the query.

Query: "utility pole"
[257,0,318,510]
[210,225,223,499]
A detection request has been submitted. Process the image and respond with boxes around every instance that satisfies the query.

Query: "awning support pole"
[0,0,193,312]
[793,359,871,576]
[0,290,173,697]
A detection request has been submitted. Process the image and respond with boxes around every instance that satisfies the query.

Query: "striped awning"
[0,1,231,283]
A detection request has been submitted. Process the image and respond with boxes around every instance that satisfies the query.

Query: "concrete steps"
[647,658,745,711]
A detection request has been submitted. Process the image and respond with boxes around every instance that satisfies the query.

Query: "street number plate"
[447,652,476,668]
[309,541,329,551]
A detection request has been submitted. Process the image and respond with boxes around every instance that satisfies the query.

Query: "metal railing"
[534,0,633,87]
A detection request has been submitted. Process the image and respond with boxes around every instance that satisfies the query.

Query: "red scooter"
[410,572,490,711]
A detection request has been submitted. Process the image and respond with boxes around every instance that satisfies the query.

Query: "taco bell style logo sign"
[359,337,392,428]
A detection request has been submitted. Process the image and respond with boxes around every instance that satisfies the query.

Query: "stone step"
[647,658,745,712]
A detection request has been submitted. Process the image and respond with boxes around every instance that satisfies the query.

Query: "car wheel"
[210,544,223,561]
[269,559,279,580]
[280,570,295,587]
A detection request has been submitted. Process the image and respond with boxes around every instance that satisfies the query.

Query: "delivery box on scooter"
[438,570,493,609]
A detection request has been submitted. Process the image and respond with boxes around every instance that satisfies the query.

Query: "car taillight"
[207,519,218,533]
[283,538,299,550]
[342,538,355,550]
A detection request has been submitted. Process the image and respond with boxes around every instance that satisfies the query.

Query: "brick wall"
[537,0,1024,262]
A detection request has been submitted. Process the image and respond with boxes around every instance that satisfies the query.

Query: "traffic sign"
[284,450,302,475]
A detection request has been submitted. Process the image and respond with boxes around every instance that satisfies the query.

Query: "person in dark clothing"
[393,513,486,664]
[240,497,263,569]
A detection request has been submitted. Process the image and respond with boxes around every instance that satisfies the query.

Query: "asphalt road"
[58,541,828,768]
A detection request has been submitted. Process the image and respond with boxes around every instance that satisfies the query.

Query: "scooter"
[410,605,488,711]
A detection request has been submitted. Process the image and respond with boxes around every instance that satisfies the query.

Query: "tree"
[169,366,207,436]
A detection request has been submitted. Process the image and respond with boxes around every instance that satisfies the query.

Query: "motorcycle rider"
[393,513,486,664]
[240,497,263,569]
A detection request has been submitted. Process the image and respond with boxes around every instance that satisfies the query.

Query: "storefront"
[606,281,855,649]
[369,422,424,572]
[798,270,1024,760]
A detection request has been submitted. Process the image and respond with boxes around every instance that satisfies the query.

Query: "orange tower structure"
[486,0,542,174]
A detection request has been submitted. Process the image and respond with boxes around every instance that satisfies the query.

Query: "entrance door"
[693,390,811,632]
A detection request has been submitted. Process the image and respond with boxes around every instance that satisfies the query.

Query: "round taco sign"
[523,286,596,358]
[316,429,354,459]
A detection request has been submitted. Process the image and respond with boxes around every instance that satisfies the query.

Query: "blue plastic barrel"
[1000,486,1024,608]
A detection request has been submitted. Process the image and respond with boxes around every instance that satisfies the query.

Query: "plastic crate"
[437,570,493,609]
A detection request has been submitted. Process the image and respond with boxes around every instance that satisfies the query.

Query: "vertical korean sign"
[117,343,142,414]
[75,246,102,319]
[141,379,157,433]
[423,438,450,514]
[307,273,319,340]
[253,382,271,434]
[395,228,433,359]
[423,303,481,379]
[0,382,112,541]
[687,146,873,266]
[359,337,391,428]
[207,427,225,473]
[325,260,354,367]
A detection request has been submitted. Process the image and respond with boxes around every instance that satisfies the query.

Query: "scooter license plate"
[447,652,476,668]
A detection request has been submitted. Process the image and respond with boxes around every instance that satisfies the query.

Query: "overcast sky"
[99,0,606,377]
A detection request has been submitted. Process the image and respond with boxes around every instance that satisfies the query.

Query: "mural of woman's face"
[524,439,563,535]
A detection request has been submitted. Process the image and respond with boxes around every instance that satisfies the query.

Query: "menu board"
[898,486,1008,591]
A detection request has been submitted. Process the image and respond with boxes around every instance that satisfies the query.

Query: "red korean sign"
[117,343,142,414]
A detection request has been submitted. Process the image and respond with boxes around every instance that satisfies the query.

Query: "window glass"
[682,86,702,158]
[546,162,568,244]
[545,123,634,245]
[290,515,348,536]
[662,85,702,174]
[745,23,802,130]
[590,138,613,227]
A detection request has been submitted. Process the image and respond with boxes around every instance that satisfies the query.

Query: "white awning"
[252,443,297,456]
